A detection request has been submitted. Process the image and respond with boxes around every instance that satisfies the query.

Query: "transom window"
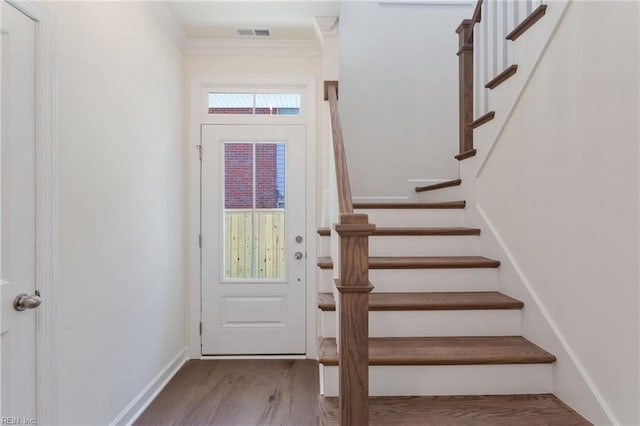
[209,92,301,116]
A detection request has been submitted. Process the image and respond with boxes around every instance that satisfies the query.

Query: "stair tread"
[318,291,523,311]
[317,256,500,270]
[455,149,477,161]
[485,64,518,89]
[319,394,592,425]
[506,4,547,41]
[469,111,495,129]
[318,336,556,366]
[317,226,481,237]
[415,178,461,193]
[353,201,465,209]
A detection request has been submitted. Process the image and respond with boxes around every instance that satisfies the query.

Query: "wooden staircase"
[318,0,594,415]
[316,196,590,425]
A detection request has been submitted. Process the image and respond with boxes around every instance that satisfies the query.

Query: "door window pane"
[224,143,253,209]
[255,143,285,209]
[223,141,286,280]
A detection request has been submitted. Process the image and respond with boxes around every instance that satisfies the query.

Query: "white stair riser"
[369,235,479,256]
[319,236,331,256]
[320,268,498,293]
[319,269,335,292]
[415,186,464,202]
[354,209,464,227]
[370,268,498,292]
[319,235,479,256]
[320,309,521,338]
[320,364,552,396]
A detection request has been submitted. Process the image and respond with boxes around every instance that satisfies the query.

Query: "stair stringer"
[461,192,613,425]
[459,1,621,424]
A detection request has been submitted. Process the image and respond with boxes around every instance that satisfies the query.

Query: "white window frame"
[200,83,309,126]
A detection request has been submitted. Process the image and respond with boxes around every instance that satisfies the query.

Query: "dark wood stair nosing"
[485,64,518,89]
[455,149,477,161]
[414,178,462,193]
[317,227,330,236]
[318,336,557,366]
[506,4,547,41]
[317,226,481,237]
[317,291,524,312]
[317,256,501,270]
[469,111,496,129]
[317,256,333,269]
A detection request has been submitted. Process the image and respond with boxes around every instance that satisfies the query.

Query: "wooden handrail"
[324,80,375,426]
[467,0,483,43]
[324,81,354,214]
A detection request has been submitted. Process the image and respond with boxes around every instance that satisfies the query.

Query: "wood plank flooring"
[134,360,318,426]
[320,394,592,425]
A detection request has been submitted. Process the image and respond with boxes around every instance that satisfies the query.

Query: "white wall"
[48,2,185,424]
[476,2,639,424]
[339,2,473,198]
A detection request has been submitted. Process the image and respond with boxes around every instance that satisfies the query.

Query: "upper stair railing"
[324,81,375,426]
[457,0,547,157]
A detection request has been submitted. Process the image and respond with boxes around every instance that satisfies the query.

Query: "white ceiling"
[163,1,341,40]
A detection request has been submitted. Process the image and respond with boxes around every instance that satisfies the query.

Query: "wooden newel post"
[335,213,375,426]
[456,19,474,155]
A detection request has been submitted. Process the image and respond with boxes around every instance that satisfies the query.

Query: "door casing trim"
[187,75,317,359]
[2,1,58,424]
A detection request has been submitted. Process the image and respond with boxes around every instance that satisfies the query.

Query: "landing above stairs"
[319,394,592,425]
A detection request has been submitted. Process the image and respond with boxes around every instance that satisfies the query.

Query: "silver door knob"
[294,252,304,260]
[13,291,42,311]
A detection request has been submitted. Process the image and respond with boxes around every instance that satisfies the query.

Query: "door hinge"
[198,234,202,248]
[197,145,202,161]
[199,322,202,335]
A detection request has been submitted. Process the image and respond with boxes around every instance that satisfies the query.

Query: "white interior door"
[0,1,38,421]
[201,124,306,355]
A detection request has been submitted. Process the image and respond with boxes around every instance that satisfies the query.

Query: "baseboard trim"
[475,205,618,425]
[110,347,188,426]
[199,354,308,360]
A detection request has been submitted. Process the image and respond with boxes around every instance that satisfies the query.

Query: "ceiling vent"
[237,28,271,38]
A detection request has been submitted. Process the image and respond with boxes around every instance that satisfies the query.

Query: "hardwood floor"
[134,360,319,426]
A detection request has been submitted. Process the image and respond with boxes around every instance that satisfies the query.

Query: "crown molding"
[185,38,321,57]
[141,2,188,52]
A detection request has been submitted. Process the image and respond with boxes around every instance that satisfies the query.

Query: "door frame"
[0,1,57,424]
[187,75,317,359]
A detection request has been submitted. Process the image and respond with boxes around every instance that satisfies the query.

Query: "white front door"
[201,124,306,355]
[0,1,38,421]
